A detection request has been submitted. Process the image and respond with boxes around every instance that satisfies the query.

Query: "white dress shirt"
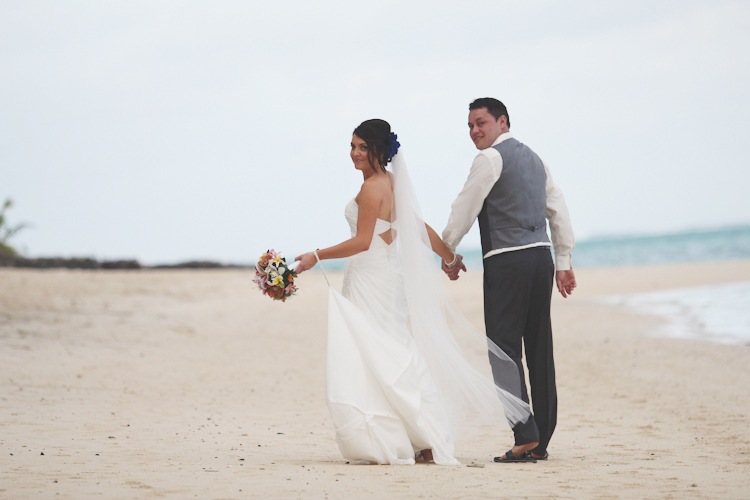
[442,132,575,271]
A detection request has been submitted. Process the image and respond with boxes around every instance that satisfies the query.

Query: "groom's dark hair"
[469,98,510,128]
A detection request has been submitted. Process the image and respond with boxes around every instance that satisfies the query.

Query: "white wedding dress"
[324,198,459,465]
[320,150,532,466]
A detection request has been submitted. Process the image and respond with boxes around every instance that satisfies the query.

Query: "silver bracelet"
[446,252,458,267]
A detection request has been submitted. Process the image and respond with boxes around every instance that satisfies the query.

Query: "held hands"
[441,254,467,281]
[294,252,317,273]
[555,269,577,298]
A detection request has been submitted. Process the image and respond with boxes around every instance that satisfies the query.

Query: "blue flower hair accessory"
[386,132,400,162]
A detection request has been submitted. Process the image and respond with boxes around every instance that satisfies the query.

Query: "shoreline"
[1,260,749,499]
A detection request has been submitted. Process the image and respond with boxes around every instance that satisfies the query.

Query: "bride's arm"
[425,223,453,262]
[425,223,466,276]
[295,182,384,273]
[425,223,457,263]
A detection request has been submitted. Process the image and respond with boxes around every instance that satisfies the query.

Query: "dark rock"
[0,256,101,269]
[0,253,247,270]
[0,251,19,267]
[151,261,246,269]
[101,260,141,270]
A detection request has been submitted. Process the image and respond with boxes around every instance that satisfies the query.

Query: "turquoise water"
[316,225,750,271]
[313,226,750,344]
[459,225,750,270]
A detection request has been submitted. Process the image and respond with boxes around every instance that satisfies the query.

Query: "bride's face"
[350,134,372,171]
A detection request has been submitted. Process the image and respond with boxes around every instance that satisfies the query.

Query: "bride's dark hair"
[353,119,391,173]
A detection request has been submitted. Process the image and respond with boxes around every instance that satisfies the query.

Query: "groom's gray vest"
[478,138,550,257]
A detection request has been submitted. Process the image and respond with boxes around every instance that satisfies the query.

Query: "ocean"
[604,281,750,346]
[457,225,750,270]
[317,225,750,345]
[316,226,750,271]
[470,225,750,345]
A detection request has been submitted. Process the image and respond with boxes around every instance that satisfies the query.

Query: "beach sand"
[1,260,749,499]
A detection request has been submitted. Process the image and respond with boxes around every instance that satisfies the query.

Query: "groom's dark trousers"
[484,246,557,456]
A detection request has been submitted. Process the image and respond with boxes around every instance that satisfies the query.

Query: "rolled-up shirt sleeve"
[442,150,502,251]
[543,160,575,271]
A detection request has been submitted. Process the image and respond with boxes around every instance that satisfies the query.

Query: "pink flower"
[254,250,298,302]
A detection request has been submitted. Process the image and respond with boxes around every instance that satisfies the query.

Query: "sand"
[1,260,749,499]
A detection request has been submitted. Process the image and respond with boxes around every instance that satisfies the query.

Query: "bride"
[295,119,531,465]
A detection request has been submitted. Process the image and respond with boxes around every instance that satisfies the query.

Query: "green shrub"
[0,199,29,255]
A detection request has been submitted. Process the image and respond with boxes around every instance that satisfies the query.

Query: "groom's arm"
[442,150,503,252]
[542,160,575,272]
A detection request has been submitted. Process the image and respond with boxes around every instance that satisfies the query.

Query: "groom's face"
[468,108,504,150]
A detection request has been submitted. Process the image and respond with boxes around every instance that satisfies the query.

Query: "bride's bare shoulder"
[356,175,391,203]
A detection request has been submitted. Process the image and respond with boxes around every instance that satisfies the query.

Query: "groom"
[441,98,576,462]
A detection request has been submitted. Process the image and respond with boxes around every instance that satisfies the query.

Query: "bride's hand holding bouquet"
[294,251,318,274]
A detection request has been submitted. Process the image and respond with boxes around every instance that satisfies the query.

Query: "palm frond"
[0,198,29,254]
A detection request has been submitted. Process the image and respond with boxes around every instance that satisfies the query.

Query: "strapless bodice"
[341,197,401,302]
[345,198,392,238]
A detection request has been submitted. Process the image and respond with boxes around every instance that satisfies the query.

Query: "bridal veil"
[389,149,532,436]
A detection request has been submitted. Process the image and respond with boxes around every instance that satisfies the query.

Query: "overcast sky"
[2,1,749,264]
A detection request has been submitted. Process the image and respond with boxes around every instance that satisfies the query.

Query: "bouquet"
[253,249,298,301]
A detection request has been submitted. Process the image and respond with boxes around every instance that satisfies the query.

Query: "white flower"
[277,266,286,274]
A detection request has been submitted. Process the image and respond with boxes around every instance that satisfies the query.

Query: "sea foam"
[604,281,750,345]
